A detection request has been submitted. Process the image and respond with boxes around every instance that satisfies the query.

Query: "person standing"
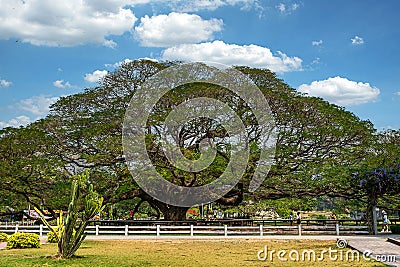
[296,212,301,225]
[381,210,389,232]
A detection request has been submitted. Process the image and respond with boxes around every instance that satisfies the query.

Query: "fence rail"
[0,223,369,238]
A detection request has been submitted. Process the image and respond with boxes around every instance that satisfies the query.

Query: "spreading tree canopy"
[1,59,380,220]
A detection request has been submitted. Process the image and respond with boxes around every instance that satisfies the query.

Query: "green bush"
[6,232,40,249]
[0,232,8,242]
[47,230,58,243]
[391,224,400,234]
[47,227,62,243]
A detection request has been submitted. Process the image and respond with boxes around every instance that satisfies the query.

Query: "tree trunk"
[366,193,377,235]
[161,206,189,221]
[155,203,188,221]
[142,195,188,221]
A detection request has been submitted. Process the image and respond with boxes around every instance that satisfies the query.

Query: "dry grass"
[0,239,386,266]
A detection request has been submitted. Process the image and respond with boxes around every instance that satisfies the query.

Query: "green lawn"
[0,239,386,267]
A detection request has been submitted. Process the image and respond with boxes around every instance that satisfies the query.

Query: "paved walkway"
[346,236,400,267]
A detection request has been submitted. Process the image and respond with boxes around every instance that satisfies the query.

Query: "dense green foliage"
[6,232,40,249]
[0,125,70,217]
[391,224,400,234]
[47,227,61,243]
[0,232,8,242]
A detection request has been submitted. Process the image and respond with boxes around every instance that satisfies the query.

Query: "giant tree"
[36,60,376,220]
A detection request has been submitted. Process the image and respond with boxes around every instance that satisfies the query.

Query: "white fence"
[0,224,369,237]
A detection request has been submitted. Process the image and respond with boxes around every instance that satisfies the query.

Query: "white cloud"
[396,92,400,96]
[351,36,364,45]
[84,70,108,83]
[312,40,323,46]
[0,0,263,47]
[103,39,118,49]
[0,79,12,87]
[291,3,300,11]
[298,76,380,106]
[168,0,259,12]
[18,95,59,116]
[276,2,300,14]
[53,80,72,89]
[161,40,302,73]
[0,0,138,47]
[105,58,134,68]
[277,3,286,13]
[0,115,32,128]
[135,12,223,47]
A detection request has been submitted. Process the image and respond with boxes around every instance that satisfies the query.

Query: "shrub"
[0,232,8,242]
[47,228,59,243]
[47,226,67,243]
[6,232,40,249]
[391,224,400,234]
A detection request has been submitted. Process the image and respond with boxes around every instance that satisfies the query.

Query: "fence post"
[39,224,43,237]
[125,225,129,236]
[95,224,99,236]
[156,225,160,237]
[190,225,194,237]
[298,224,302,236]
[224,225,228,237]
[15,224,18,233]
[336,223,340,236]
[259,225,263,237]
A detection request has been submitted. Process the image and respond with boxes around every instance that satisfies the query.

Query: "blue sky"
[1,0,399,130]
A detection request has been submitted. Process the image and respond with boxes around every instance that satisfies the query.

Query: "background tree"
[0,124,69,219]
[348,129,400,233]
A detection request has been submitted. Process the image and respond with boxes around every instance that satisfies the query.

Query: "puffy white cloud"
[161,41,302,73]
[84,70,108,83]
[298,76,380,106]
[135,12,223,47]
[312,40,323,46]
[0,79,12,87]
[351,35,364,45]
[18,95,59,116]
[53,80,72,89]
[0,0,263,47]
[0,115,32,128]
[0,0,137,47]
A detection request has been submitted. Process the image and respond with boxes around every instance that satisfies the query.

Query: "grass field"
[0,239,386,267]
